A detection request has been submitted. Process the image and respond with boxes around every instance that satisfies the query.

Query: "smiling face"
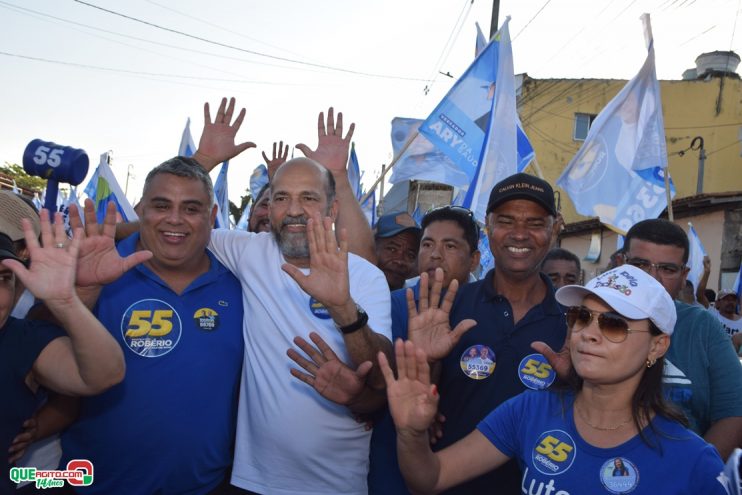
[418,220,479,290]
[138,173,216,275]
[569,295,668,387]
[486,199,557,279]
[269,159,336,265]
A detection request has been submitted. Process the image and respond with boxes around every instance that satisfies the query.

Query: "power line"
[72,0,429,82]
[0,50,310,85]
[512,0,554,41]
[0,1,342,77]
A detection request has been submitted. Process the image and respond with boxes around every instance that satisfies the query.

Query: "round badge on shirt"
[193,307,220,332]
[309,297,331,319]
[121,299,182,358]
[518,353,557,390]
[599,457,639,494]
[532,430,576,476]
[459,345,496,380]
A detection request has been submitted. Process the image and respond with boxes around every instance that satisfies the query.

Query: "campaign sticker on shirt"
[599,457,639,494]
[518,353,557,390]
[193,307,220,332]
[459,345,496,380]
[532,430,576,476]
[121,299,182,358]
[309,297,331,319]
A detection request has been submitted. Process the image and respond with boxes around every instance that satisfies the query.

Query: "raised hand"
[295,107,355,174]
[3,211,78,306]
[379,339,438,435]
[287,332,372,405]
[194,97,256,171]
[282,214,350,309]
[70,200,152,288]
[262,140,290,180]
[407,269,476,361]
[530,340,572,381]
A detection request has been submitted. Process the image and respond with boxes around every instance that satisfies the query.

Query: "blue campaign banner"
[418,39,499,185]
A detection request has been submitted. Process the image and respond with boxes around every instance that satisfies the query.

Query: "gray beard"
[275,230,310,259]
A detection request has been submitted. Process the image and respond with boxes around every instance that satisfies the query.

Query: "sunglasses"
[426,206,480,234]
[566,306,650,343]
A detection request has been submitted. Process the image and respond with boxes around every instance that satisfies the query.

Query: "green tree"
[1,162,46,191]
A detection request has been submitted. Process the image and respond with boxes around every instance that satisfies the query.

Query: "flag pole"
[359,130,419,204]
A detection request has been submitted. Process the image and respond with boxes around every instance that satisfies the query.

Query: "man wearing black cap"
[374,211,421,290]
[432,173,567,494]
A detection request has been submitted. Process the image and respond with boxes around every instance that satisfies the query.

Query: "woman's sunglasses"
[566,306,650,343]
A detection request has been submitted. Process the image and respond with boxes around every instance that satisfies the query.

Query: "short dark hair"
[421,206,479,254]
[704,288,716,303]
[624,219,689,264]
[542,247,581,271]
[143,156,214,203]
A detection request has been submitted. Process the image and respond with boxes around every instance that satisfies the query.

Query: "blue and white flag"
[250,165,269,201]
[478,228,495,276]
[235,205,250,231]
[60,186,84,236]
[361,189,376,227]
[686,223,707,293]
[388,118,469,187]
[732,262,742,299]
[178,118,197,157]
[411,205,424,225]
[83,152,138,223]
[213,162,231,229]
[557,14,672,234]
[348,144,363,201]
[463,17,518,222]
[475,21,487,57]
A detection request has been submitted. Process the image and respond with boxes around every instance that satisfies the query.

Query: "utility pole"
[490,0,500,39]
[691,136,706,195]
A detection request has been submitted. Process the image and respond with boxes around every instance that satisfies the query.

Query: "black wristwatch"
[335,304,368,335]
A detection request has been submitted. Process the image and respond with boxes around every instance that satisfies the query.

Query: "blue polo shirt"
[436,269,567,494]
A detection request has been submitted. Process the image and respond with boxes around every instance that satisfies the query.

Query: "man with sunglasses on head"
[623,218,742,460]
[368,205,480,494]
[425,174,567,494]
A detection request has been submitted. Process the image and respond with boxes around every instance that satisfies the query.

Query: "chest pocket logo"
[121,299,182,358]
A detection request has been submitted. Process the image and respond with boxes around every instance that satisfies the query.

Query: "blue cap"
[374,211,421,239]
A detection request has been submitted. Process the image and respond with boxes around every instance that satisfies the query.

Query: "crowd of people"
[2,96,741,495]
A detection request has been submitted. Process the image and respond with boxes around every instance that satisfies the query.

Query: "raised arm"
[379,340,508,494]
[263,140,290,181]
[282,214,392,389]
[296,108,376,263]
[4,212,126,396]
[192,96,256,172]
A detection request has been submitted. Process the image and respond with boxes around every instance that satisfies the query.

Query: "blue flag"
[732,262,742,300]
[478,228,495,276]
[388,118,469,187]
[178,118,197,157]
[463,18,519,222]
[411,205,424,225]
[250,165,269,201]
[347,144,363,201]
[361,189,376,227]
[686,223,707,293]
[213,162,231,229]
[558,14,672,234]
[83,152,138,223]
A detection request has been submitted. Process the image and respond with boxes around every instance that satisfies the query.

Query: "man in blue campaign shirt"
[622,219,742,461]
[369,205,481,494]
[61,157,244,494]
[436,173,567,494]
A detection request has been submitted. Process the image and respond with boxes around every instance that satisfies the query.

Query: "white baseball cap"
[555,264,676,335]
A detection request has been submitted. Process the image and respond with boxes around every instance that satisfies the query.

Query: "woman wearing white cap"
[380,265,730,494]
